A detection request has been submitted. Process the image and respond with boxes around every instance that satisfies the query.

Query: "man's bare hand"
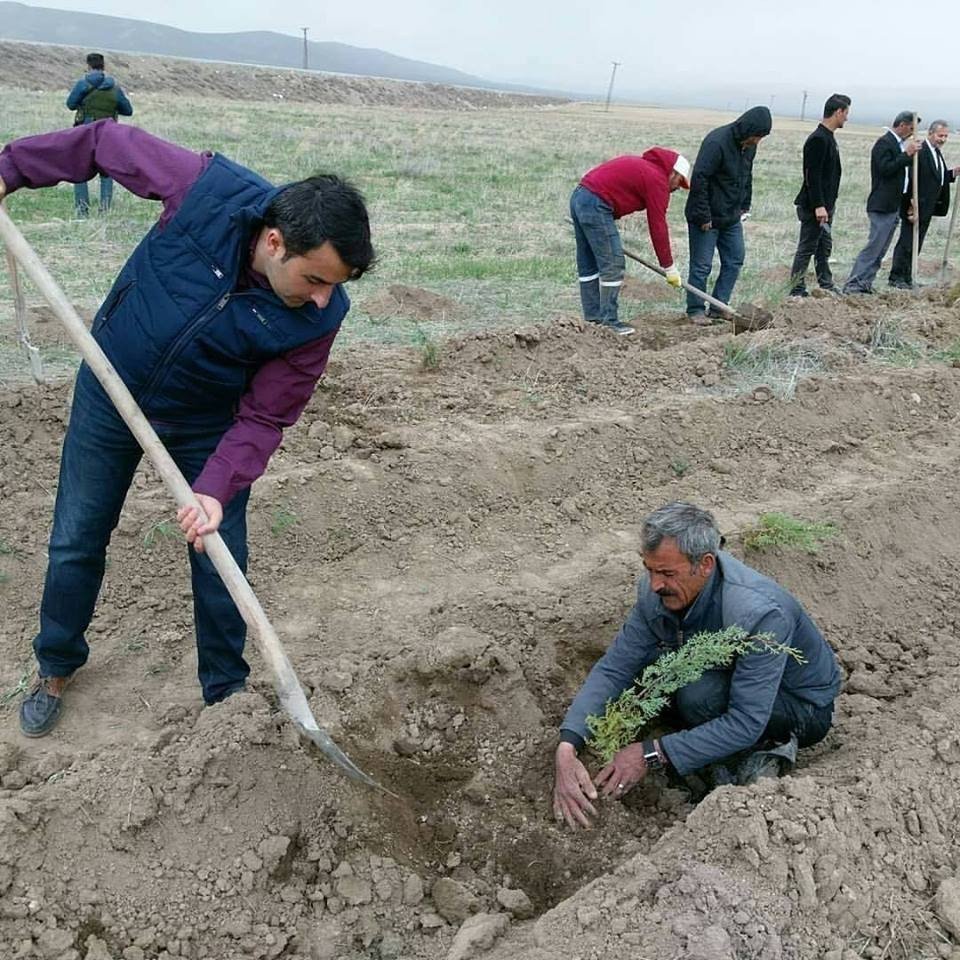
[815,206,829,225]
[905,139,921,157]
[177,494,223,554]
[0,175,6,202]
[594,742,648,799]
[553,742,598,829]
[700,221,713,232]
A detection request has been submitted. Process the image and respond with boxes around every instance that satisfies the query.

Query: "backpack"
[74,84,121,125]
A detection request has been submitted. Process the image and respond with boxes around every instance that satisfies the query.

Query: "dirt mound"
[4,292,960,959]
[0,40,570,110]
[362,285,464,323]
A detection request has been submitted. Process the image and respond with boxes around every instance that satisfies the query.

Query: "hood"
[641,146,679,177]
[731,106,772,143]
[85,70,116,90]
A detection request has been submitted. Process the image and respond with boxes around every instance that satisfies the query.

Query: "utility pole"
[604,61,620,112]
[800,90,808,122]
[301,27,309,70]
[768,93,776,113]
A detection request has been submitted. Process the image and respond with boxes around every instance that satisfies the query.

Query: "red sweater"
[580,147,678,267]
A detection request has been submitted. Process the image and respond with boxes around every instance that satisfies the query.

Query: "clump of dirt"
[362,284,464,323]
[4,291,960,959]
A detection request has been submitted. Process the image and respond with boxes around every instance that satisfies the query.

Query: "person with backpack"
[66,52,134,216]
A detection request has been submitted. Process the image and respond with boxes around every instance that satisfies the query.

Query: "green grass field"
[0,88,945,381]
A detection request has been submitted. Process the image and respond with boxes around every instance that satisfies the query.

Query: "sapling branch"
[585,625,806,763]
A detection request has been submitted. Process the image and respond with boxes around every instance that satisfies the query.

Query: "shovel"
[0,206,384,792]
[621,242,773,333]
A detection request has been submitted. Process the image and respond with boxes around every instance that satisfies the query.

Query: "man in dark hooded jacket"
[66,52,134,217]
[684,106,772,324]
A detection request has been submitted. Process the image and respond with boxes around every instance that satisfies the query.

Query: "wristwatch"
[642,739,664,770]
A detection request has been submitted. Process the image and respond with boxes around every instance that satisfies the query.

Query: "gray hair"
[929,119,950,133]
[641,501,722,564]
[893,111,919,128]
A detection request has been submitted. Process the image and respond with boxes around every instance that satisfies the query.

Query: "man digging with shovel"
[570,148,691,336]
[0,120,375,737]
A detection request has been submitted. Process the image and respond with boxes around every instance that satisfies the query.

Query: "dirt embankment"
[2,291,960,959]
[0,40,570,110]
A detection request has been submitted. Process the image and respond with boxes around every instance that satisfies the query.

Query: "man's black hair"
[86,52,105,70]
[263,175,375,278]
[823,94,851,118]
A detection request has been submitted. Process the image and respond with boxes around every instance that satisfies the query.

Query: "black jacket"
[795,123,841,214]
[902,140,955,221]
[685,106,773,229]
[866,131,913,214]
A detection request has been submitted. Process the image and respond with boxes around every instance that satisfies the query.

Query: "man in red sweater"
[570,148,690,336]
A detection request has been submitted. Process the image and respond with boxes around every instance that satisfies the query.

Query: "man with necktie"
[888,119,960,289]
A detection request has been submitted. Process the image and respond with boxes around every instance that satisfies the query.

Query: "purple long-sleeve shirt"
[0,121,338,505]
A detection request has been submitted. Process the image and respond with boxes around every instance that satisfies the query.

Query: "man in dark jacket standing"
[888,119,960,289]
[66,52,134,216]
[552,501,840,828]
[843,112,921,294]
[570,148,691,336]
[0,120,374,736]
[788,94,851,297]
[684,106,772,324]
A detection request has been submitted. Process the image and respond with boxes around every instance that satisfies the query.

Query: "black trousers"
[889,215,932,286]
[789,209,834,294]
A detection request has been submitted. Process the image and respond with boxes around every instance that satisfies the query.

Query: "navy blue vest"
[91,155,349,428]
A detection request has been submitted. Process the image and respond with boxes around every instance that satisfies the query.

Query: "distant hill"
[0,1,506,90]
[0,39,570,111]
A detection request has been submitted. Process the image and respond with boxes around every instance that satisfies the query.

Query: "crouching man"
[553,501,841,828]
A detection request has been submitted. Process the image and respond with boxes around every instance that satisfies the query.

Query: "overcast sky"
[18,0,960,100]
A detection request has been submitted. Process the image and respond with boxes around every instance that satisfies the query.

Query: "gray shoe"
[602,320,636,336]
[19,675,71,738]
[736,734,799,785]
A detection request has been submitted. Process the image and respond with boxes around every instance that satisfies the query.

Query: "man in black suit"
[843,112,922,294]
[888,120,960,288]
[789,93,851,297]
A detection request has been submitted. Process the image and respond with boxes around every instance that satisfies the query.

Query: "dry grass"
[0,88,950,382]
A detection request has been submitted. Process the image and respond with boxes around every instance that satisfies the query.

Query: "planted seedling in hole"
[586,626,805,762]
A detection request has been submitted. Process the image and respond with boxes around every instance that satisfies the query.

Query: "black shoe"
[888,280,913,291]
[788,289,809,299]
[19,675,71,738]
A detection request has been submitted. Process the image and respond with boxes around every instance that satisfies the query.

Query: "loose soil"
[3,286,960,960]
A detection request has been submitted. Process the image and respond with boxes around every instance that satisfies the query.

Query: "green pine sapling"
[585,625,806,763]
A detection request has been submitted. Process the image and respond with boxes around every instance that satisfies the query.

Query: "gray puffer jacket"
[560,551,841,774]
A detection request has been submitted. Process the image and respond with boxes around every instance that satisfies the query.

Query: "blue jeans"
[74,175,114,216]
[34,364,251,703]
[569,185,624,324]
[686,221,745,316]
[673,668,834,752]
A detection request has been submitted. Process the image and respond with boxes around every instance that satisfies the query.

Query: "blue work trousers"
[74,175,114,217]
[33,364,250,703]
[569,184,624,324]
